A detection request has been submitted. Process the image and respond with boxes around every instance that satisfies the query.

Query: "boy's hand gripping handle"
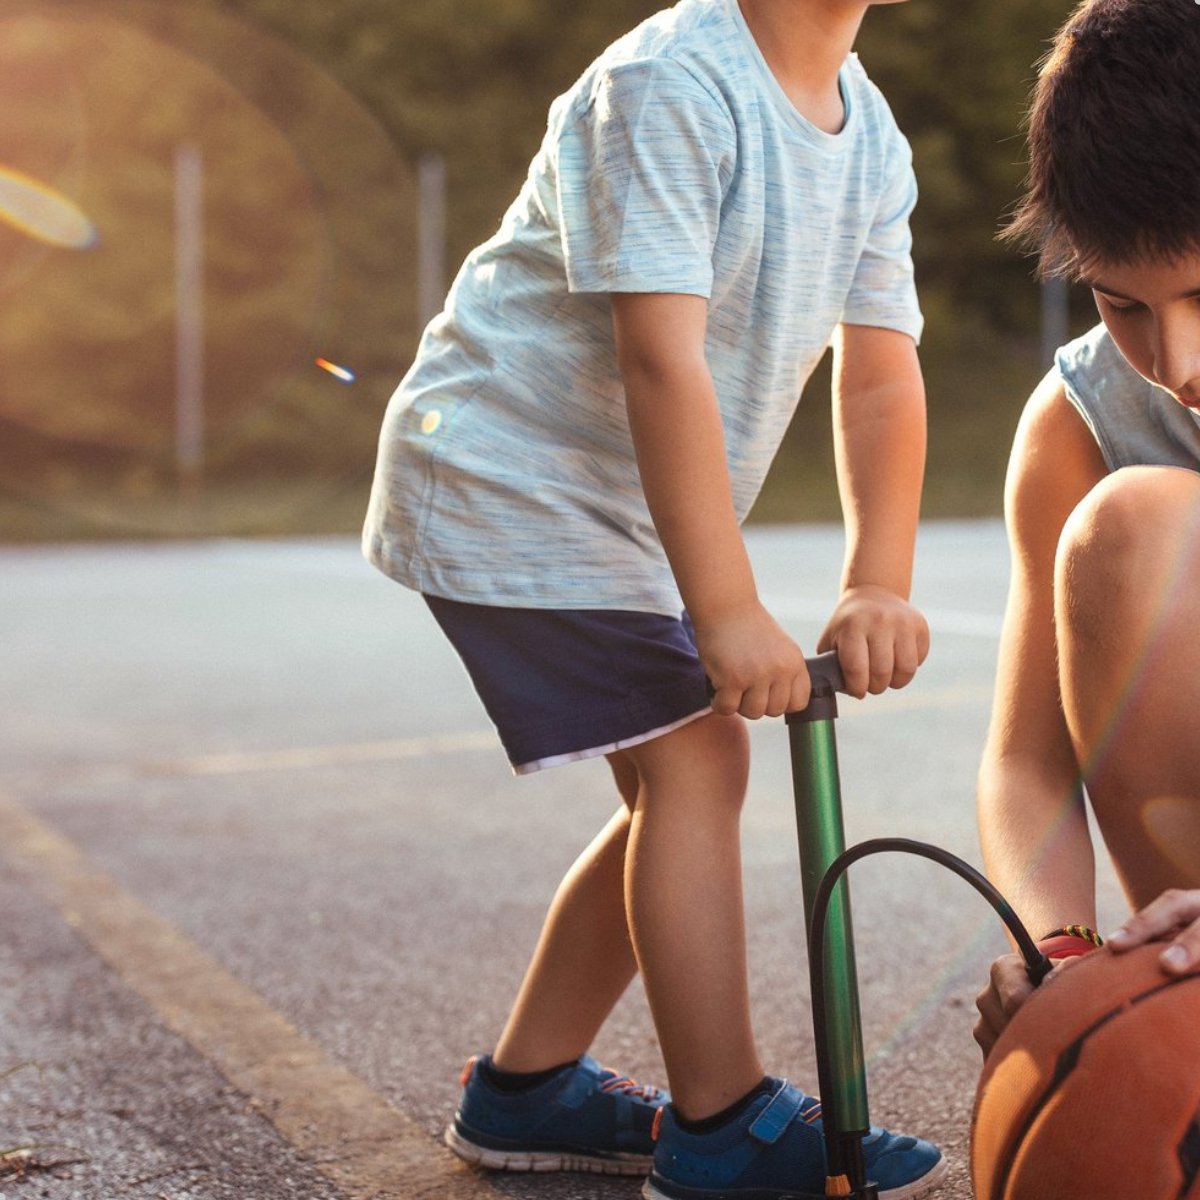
[792,649,845,719]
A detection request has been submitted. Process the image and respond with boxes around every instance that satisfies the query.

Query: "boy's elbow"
[614,324,711,397]
[617,348,708,396]
[611,293,709,391]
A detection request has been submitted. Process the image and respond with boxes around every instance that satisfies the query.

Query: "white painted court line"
[29,684,992,791]
[762,593,1003,641]
[834,682,992,718]
[0,793,499,1200]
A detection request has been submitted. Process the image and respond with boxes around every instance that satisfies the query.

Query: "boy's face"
[1086,251,1200,411]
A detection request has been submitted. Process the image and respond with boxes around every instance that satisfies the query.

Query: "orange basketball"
[972,944,1200,1200]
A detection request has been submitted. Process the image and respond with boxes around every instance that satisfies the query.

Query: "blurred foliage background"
[0,0,1099,539]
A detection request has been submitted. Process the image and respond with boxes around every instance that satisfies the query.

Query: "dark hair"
[1003,0,1200,279]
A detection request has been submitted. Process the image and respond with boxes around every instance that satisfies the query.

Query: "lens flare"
[1141,797,1200,887]
[315,357,355,383]
[0,2,413,537]
[0,163,96,248]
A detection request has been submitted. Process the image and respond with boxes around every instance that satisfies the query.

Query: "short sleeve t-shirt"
[363,0,923,615]
[1056,324,1200,472]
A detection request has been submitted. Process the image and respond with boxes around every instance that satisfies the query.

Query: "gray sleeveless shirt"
[1056,324,1200,471]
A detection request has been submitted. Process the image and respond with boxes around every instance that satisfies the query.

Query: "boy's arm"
[978,375,1107,932]
[611,291,810,720]
[818,323,929,697]
[973,375,1108,1056]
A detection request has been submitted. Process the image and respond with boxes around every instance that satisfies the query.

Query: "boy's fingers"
[910,611,931,665]
[709,683,742,717]
[917,617,931,663]
[1159,931,1200,975]
[973,984,1008,1059]
[865,629,894,694]
[1109,890,1200,974]
[972,1009,998,1059]
[890,648,918,689]
[890,626,924,689]
[974,954,1037,1058]
[822,608,931,697]
[993,954,1036,1011]
[1108,888,1200,950]
[833,639,869,699]
[764,678,793,718]
[738,681,770,721]
[787,671,812,713]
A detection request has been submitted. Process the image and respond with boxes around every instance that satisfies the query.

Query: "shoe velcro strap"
[748,1082,802,1145]
[555,1063,596,1110]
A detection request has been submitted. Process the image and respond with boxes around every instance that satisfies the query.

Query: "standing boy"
[975,0,1200,1055]
[366,0,946,1195]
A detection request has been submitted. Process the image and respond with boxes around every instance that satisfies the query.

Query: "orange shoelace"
[598,1066,665,1103]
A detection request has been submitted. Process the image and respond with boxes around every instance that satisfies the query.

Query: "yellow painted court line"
[41,730,500,787]
[0,794,499,1200]
[148,731,500,778]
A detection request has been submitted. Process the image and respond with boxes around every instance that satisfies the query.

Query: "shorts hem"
[512,705,713,775]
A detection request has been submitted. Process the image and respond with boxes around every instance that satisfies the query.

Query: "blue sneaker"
[644,1079,947,1200]
[445,1053,669,1176]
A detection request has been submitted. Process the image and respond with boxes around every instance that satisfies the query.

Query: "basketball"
[971,943,1200,1200]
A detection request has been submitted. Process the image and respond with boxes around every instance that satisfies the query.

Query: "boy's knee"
[1055,467,1200,638]
[623,714,750,811]
[693,714,751,793]
[1057,470,1145,599]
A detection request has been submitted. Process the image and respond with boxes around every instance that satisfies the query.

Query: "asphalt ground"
[0,523,1127,1200]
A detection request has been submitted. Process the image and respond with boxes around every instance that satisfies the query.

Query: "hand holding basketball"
[973,953,1080,1060]
[1107,887,1200,974]
[972,943,1200,1200]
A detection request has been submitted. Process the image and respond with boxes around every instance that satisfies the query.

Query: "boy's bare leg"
[619,713,764,1121]
[1056,466,1200,908]
[492,799,640,1072]
[491,711,762,1120]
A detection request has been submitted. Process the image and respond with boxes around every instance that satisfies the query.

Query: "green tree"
[856,0,1074,343]
[228,0,663,268]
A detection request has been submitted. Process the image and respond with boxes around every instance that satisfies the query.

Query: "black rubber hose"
[807,837,1053,1142]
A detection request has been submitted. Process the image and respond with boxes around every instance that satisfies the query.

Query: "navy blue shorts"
[424,596,712,774]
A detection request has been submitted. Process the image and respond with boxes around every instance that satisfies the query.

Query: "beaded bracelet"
[1037,924,1104,961]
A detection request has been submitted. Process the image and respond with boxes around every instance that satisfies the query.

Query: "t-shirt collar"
[725,0,856,150]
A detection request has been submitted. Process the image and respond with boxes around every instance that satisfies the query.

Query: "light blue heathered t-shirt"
[364,0,923,615]
[1057,324,1200,471]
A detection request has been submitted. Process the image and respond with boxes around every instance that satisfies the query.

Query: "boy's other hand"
[1107,888,1200,975]
[697,601,810,719]
[974,953,1034,1059]
[974,953,1080,1060]
[817,585,929,699]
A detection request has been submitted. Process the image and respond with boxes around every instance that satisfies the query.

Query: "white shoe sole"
[641,1152,950,1200]
[877,1155,951,1200]
[445,1123,653,1177]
